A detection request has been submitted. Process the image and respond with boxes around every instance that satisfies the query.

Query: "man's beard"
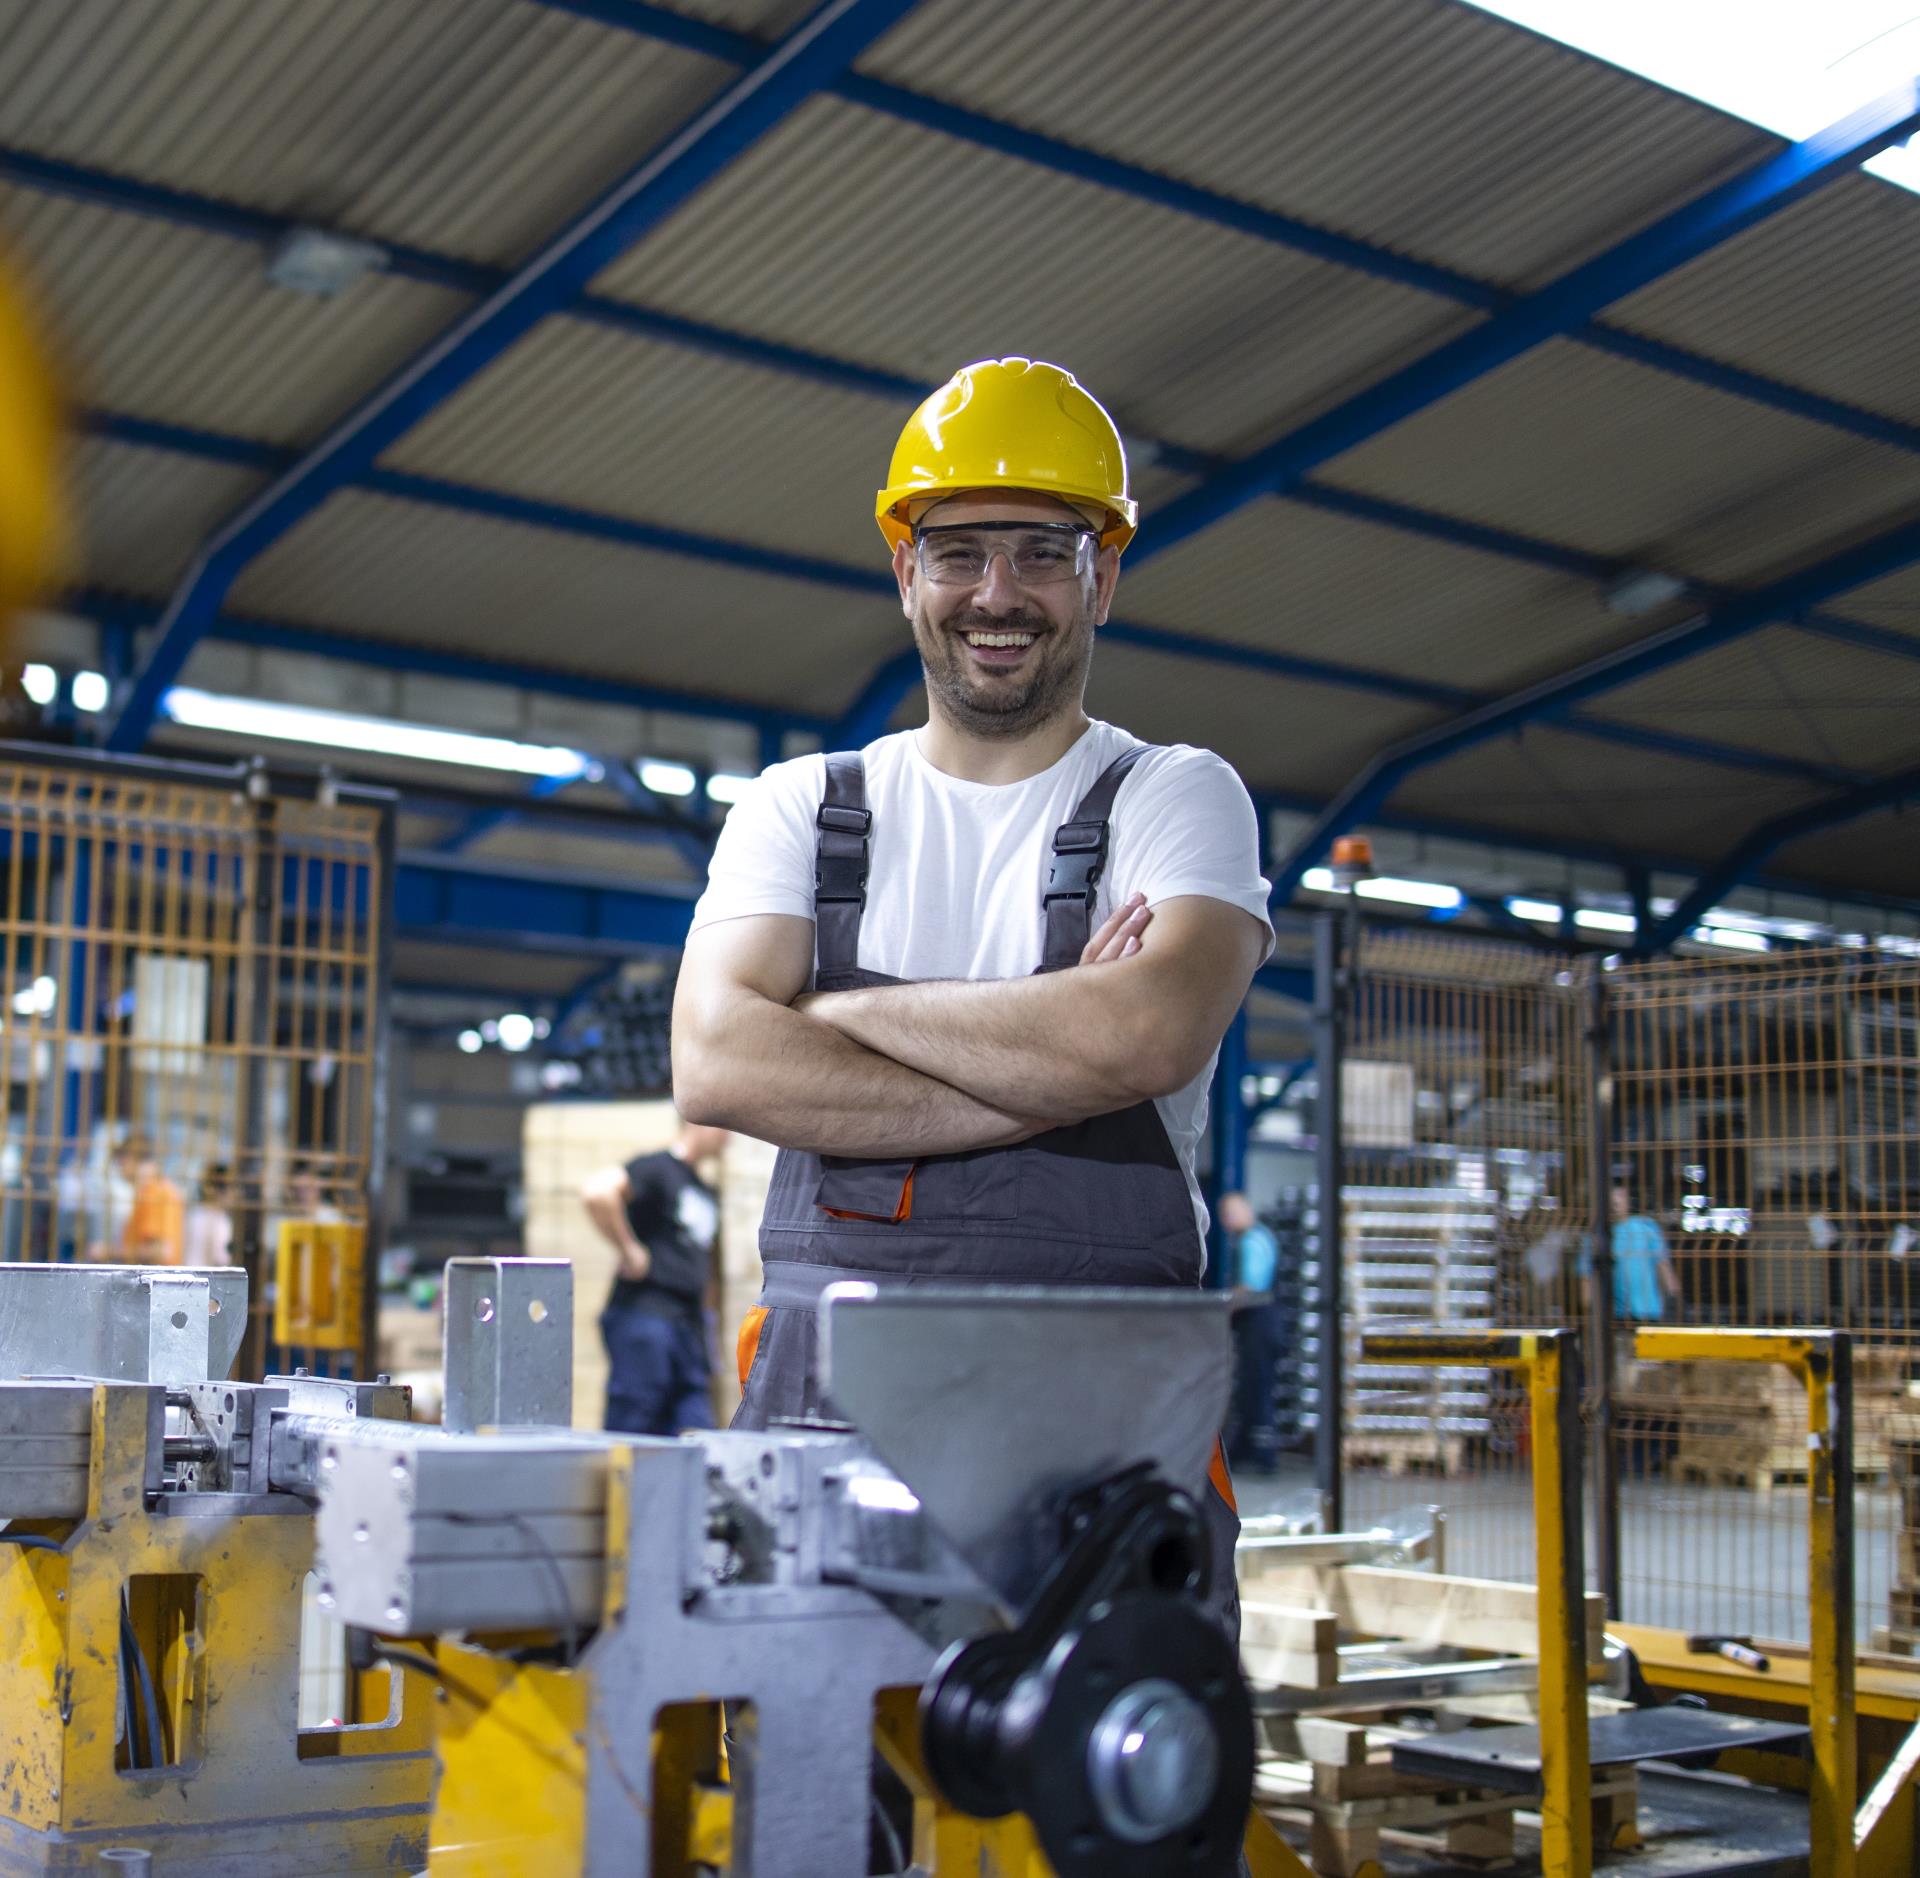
[911,598,1096,740]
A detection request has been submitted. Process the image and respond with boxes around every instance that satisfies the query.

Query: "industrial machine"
[0,1262,434,1876]
[311,1262,1259,1876]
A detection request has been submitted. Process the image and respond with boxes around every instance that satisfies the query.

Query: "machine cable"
[443,1509,581,1665]
[118,1590,164,1771]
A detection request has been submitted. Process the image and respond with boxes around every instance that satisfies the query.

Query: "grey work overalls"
[732,744,1241,1634]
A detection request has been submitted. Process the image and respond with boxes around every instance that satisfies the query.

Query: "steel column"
[1585,968,1620,1615]
[1311,913,1345,1534]
[103,0,928,752]
[1206,1004,1251,1289]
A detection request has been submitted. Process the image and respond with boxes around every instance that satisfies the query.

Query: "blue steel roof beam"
[75,587,826,741]
[74,415,1865,793]
[1641,762,1920,952]
[26,141,1920,574]
[1792,610,1920,665]
[1271,503,1920,901]
[436,766,588,855]
[1135,78,1920,567]
[99,0,926,754]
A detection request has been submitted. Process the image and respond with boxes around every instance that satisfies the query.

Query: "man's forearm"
[674,990,1036,1157]
[583,1193,651,1280]
[801,969,1162,1123]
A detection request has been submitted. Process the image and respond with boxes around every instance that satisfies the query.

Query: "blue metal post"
[835,647,923,748]
[1206,1005,1251,1289]
[103,0,927,753]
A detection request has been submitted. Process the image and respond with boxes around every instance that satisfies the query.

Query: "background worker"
[672,358,1272,1633]
[581,1119,729,1436]
[107,1134,185,1264]
[1221,1192,1282,1478]
[1585,1182,1680,1325]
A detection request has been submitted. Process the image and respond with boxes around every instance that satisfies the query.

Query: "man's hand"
[1080,892,1152,965]
[581,1166,652,1281]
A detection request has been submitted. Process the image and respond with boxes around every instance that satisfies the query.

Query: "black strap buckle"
[1044,819,1109,904]
[815,801,871,905]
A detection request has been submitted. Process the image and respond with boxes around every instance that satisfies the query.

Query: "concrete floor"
[1236,1459,1897,1644]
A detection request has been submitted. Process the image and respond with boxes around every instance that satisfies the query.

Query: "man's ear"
[892,539,917,618]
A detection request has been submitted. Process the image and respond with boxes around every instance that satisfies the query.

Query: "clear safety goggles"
[913,522,1098,588]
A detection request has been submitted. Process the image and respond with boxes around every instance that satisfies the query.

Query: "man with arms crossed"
[672,358,1272,1629]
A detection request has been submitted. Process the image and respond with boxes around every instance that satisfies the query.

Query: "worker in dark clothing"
[580,1120,729,1436]
[1221,1191,1282,1476]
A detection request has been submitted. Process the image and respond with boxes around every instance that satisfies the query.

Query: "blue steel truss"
[1273,504,1920,900]
[101,0,926,753]
[1640,761,1920,951]
[73,414,1878,795]
[1135,78,1920,565]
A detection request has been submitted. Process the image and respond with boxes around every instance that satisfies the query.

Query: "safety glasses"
[913,522,1098,588]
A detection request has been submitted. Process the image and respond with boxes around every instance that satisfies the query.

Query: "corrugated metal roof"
[1,187,470,445]
[1609,174,1920,430]
[1119,496,1615,691]
[1393,726,1820,865]
[389,938,601,997]
[1838,567,1920,638]
[600,95,1474,460]
[1321,336,1920,584]
[1591,624,1920,778]
[232,489,901,717]
[858,0,1774,290]
[1773,806,1917,902]
[1083,640,1435,796]
[0,0,736,267]
[460,823,704,882]
[71,437,264,594]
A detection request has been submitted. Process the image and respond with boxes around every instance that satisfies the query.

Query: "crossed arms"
[671,893,1268,1159]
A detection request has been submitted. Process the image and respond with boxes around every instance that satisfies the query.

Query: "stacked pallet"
[1671,1350,1899,1492]
[1330,1185,1501,1478]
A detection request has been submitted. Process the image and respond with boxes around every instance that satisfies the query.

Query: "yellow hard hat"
[0,255,69,643]
[876,357,1138,555]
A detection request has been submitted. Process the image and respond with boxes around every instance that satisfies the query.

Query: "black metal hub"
[919,1467,1254,1877]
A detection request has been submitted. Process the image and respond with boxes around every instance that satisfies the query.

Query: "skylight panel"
[1462,2,1920,195]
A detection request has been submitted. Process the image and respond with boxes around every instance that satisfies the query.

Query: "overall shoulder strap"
[813,753,871,979]
[1038,743,1155,973]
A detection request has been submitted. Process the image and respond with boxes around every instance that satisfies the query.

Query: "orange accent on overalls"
[1207,1438,1238,1514]
[736,1305,769,1390]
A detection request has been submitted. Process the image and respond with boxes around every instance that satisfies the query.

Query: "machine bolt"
[98,1852,151,1874]
[1086,1678,1219,1846]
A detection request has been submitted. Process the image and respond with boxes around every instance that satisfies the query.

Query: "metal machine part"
[0,1264,246,1386]
[440,1255,572,1432]
[819,1282,1231,1613]
[919,1465,1253,1878]
[310,1281,1253,1877]
[0,1265,432,1877]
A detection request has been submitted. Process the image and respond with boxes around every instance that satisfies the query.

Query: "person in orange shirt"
[117,1134,185,1264]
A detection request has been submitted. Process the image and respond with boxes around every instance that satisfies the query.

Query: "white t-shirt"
[689,720,1274,1246]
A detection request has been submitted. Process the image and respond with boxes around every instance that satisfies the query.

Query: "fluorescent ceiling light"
[1355,875,1464,911]
[638,760,697,798]
[71,671,108,713]
[1508,897,1565,923]
[21,663,56,706]
[705,772,755,804]
[1301,868,1339,893]
[497,1013,535,1052]
[1696,925,1770,952]
[456,1029,482,1054]
[265,226,388,296]
[1574,908,1638,933]
[163,687,584,777]
[12,975,55,1016]
[1461,1,1920,195]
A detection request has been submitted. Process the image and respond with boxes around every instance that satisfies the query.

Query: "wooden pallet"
[1342,1432,1469,1478]
[1256,1714,1638,1877]
[1672,1439,1887,1493]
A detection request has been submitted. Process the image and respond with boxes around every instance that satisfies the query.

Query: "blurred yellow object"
[0,254,70,642]
[274,1218,367,1351]
[875,357,1137,555]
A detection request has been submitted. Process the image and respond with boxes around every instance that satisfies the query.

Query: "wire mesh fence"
[1323,922,1920,1645]
[0,749,392,1378]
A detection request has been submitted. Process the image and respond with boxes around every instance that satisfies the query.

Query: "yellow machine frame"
[273,1220,368,1352]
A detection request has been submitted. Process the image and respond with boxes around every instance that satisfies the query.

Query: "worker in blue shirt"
[1584,1184,1680,1322]
[1221,1191,1282,1475]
